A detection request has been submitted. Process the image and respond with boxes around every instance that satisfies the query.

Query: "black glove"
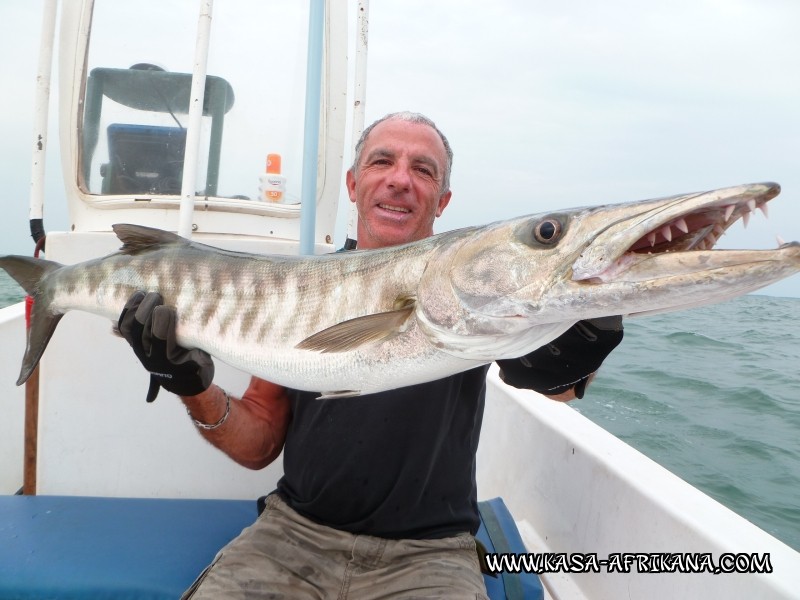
[498,316,623,399]
[118,291,214,403]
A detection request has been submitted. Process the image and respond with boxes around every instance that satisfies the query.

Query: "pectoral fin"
[296,296,416,354]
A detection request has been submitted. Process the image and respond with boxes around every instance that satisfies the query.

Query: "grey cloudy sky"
[2,1,799,296]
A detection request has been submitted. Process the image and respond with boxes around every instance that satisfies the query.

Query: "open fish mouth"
[629,186,778,254]
[572,182,787,282]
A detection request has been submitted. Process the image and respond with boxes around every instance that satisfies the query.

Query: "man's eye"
[415,167,433,177]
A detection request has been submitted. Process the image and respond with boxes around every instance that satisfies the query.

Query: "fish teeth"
[648,232,657,247]
[706,232,718,247]
[747,199,757,212]
[674,218,689,234]
[759,202,769,218]
[713,224,725,238]
[742,210,751,228]
[777,234,786,246]
[723,204,735,221]
[661,225,673,242]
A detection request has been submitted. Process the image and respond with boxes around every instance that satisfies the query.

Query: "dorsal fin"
[112,224,187,255]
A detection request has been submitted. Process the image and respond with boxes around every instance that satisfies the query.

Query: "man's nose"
[385,161,412,191]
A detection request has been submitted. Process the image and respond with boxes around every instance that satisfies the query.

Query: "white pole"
[28,0,59,245]
[177,0,214,239]
[298,0,326,255]
[345,0,369,248]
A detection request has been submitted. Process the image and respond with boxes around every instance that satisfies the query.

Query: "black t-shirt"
[276,365,491,540]
[274,319,622,540]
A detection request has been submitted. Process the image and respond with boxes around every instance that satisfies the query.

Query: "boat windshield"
[79,0,310,204]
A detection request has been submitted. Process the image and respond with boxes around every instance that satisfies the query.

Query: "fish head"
[416,205,596,353]
[506,181,798,322]
[420,182,799,358]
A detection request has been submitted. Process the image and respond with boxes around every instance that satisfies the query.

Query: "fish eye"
[533,219,562,244]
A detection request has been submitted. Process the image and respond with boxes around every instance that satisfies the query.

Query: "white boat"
[1,1,798,598]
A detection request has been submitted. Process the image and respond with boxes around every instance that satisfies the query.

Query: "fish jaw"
[527,182,799,320]
[570,182,781,281]
[543,241,800,321]
[445,182,783,318]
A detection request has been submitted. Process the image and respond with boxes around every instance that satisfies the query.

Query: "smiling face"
[347,118,452,249]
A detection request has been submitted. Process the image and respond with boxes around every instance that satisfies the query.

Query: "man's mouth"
[378,203,411,214]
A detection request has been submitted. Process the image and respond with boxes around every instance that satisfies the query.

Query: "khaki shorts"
[182,494,489,599]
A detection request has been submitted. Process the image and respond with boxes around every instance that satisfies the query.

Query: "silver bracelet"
[189,389,231,430]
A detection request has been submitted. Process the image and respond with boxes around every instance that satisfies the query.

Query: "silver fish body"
[1,182,798,397]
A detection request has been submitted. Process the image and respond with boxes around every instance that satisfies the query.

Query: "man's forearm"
[182,381,289,470]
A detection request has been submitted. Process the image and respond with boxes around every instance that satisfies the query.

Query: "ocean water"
[0,271,25,307]
[0,271,798,550]
[575,294,800,552]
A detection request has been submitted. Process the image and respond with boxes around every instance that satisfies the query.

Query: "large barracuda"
[1,182,798,397]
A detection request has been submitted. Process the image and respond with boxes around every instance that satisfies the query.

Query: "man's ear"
[346,169,357,203]
[435,190,452,217]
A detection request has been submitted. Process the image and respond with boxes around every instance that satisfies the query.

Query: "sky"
[1,0,799,296]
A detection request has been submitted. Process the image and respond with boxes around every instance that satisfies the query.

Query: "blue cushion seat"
[0,495,542,599]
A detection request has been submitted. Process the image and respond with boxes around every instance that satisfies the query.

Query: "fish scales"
[140,240,442,392]
[213,241,444,388]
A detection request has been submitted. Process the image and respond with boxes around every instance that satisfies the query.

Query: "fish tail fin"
[0,255,60,295]
[0,255,64,385]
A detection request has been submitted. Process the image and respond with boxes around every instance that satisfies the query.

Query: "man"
[119,112,622,598]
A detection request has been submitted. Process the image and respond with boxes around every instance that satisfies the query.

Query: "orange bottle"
[259,153,286,202]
